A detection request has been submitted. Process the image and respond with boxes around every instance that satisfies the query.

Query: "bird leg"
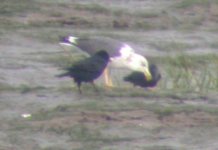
[77,82,82,94]
[108,73,113,87]
[103,67,113,87]
[90,81,98,92]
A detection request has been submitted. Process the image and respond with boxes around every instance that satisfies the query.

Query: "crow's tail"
[56,72,69,78]
[123,75,131,82]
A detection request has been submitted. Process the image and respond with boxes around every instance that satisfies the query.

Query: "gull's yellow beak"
[144,67,152,81]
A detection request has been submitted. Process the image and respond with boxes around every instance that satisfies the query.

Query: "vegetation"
[1,0,218,31]
[157,54,218,94]
[175,0,217,8]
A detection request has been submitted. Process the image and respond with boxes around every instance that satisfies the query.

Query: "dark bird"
[56,50,110,93]
[59,35,152,87]
[124,64,161,88]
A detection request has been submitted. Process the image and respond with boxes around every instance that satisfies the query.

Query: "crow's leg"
[77,82,82,94]
[90,81,98,92]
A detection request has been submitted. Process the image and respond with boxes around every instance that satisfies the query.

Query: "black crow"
[57,50,110,93]
[124,64,161,88]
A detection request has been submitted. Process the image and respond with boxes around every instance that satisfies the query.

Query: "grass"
[154,54,218,94]
[74,3,110,14]
[26,99,218,149]
[0,0,38,16]
[142,145,177,150]
[175,0,215,9]
[0,83,15,92]
[0,17,27,31]
[44,52,86,68]
[170,0,218,30]
[0,82,46,93]
[67,124,131,142]
[31,97,218,122]
[18,84,46,94]
[0,0,217,32]
[18,98,216,150]
[149,41,194,52]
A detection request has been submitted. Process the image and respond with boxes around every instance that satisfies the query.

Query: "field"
[0,0,218,149]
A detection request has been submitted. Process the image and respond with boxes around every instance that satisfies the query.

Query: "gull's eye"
[141,62,147,67]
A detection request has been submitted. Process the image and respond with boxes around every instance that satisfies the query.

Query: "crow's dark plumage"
[124,64,161,88]
[57,50,110,93]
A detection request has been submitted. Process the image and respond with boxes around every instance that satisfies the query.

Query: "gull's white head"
[116,44,152,80]
[126,53,152,81]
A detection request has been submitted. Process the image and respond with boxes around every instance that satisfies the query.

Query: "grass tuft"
[156,54,218,95]
[175,0,212,9]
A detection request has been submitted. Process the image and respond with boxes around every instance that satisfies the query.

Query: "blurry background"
[0,0,218,150]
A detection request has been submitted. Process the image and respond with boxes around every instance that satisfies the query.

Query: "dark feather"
[60,36,127,57]
[56,50,110,93]
[124,64,161,88]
